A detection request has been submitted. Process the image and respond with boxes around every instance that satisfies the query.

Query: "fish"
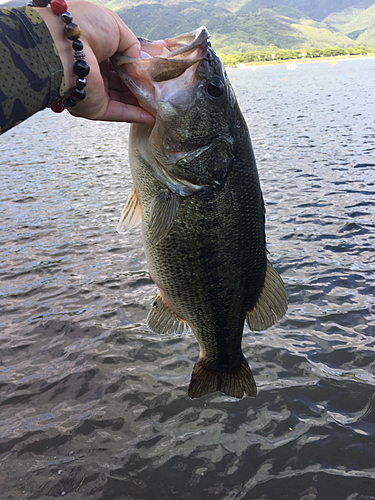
[111,27,288,399]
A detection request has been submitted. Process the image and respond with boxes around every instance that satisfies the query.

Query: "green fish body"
[113,28,288,398]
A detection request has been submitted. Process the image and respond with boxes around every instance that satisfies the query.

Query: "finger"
[99,101,155,124]
[99,60,110,95]
[108,88,141,107]
[105,68,128,93]
[114,14,141,58]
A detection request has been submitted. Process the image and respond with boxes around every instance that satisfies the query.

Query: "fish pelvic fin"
[246,259,288,331]
[147,289,189,334]
[117,186,142,233]
[188,357,257,399]
[147,189,180,245]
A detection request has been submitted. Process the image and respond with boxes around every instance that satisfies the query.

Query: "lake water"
[0,58,374,499]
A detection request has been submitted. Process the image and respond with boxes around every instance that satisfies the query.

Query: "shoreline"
[227,54,375,69]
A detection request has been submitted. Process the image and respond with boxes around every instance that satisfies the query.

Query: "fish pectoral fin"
[246,259,288,331]
[117,186,142,233]
[147,289,188,334]
[147,189,180,245]
[188,357,257,399]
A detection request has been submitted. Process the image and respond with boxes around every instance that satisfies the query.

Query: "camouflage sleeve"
[0,6,65,135]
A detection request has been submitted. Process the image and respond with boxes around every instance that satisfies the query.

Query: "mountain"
[3,0,375,50]
[234,0,374,22]
[111,0,375,51]
[323,1,375,45]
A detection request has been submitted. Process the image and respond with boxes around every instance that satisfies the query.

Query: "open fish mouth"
[111,27,210,115]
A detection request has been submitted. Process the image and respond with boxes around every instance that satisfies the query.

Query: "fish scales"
[113,27,288,399]
[131,128,265,358]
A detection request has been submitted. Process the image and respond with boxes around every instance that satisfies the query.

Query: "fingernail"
[126,42,141,58]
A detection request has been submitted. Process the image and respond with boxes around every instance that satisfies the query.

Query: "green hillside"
[324,2,375,45]
[111,1,374,51]
[235,0,374,22]
[3,0,375,50]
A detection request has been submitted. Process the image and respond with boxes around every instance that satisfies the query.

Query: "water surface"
[1,58,374,499]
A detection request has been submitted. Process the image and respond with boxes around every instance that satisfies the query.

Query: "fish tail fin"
[188,357,257,399]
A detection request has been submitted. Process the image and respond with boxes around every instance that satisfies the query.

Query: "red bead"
[50,0,68,15]
[50,101,65,113]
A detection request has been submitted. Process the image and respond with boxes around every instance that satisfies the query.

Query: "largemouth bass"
[112,27,288,399]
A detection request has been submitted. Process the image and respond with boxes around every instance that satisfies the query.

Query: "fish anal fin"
[188,357,257,399]
[117,186,142,233]
[147,289,188,334]
[147,189,180,245]
[246,259,288,332]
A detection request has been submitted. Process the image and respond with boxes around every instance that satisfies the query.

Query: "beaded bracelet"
[31,0,90,112]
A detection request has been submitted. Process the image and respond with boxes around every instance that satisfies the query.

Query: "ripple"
[1,60,375,499]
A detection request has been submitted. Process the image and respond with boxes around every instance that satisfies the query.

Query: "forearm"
[0,6,64,135]
[0,1,154,134]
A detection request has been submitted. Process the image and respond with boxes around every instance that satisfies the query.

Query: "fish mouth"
[111,27,210,116]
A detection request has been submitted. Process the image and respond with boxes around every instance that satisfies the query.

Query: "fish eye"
[207,77,225,98]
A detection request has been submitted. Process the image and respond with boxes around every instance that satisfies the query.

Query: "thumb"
[115,15,141,58]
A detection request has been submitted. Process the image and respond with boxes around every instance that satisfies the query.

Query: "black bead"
[65,97,77,108]
[32,0,49,6]
[76,78,87,89]
[61,11,73,24]
[72,88,86,100]
[73,60,90,78]
[72,39,84,52]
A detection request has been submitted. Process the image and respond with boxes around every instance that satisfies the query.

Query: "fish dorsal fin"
[117,186,142,233]
[147,289,189,334]
[147,189,180,245]
[246,259,288,331]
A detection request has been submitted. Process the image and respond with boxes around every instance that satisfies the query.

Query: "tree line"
[220,46,374,67]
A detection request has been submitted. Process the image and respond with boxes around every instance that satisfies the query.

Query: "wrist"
[33,1,90,111]
[34,6,76,92]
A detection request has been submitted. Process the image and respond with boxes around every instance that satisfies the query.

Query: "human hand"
[35,1,155,124]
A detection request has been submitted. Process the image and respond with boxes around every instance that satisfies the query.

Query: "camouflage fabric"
[0,6,65,135]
